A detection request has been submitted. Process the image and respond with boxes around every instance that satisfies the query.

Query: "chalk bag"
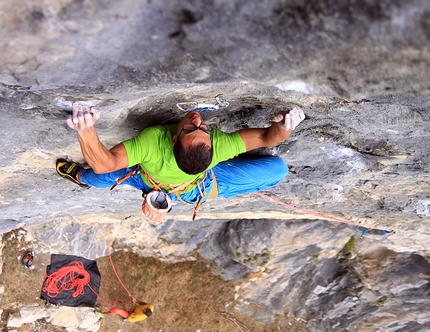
[142,189,172,224]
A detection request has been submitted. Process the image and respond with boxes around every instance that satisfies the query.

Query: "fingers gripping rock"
[272,113,291,131]
[90,106,101,121]
[289,107,305,130]
[273,107,305,131]
[67,102,101,132]
[272,114,284,123]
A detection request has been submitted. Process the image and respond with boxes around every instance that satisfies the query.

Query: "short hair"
[174,139,213,175]
[143,307,152,317]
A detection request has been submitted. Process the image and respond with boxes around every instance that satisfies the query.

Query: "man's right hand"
[67,102,101,132]
[272,107,305,132]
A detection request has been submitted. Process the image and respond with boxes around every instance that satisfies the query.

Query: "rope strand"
[107,223,136,302]
[254,192,357,225]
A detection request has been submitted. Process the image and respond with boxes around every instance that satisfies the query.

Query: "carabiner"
[175,94,229,112]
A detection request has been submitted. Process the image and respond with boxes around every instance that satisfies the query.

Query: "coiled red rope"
[41,259,112,310]
[41,224,138,314]
[42,261,91,298]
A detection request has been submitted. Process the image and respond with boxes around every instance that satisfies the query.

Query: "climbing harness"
[255,192,394,238]
[110,165,218,222]
[159,94,230,124]
[110,167,172,223]
[110,168,140,190]
[141,169,218,221]
[176,170,218,221]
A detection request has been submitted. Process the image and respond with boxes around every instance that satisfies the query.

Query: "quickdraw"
[160,94,230,124]
[354,225,394,238]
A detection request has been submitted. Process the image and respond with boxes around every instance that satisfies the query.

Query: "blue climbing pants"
[79,156,288,204]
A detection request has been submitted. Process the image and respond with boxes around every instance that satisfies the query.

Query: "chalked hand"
[272,107,305,131]
[67,102,101,132]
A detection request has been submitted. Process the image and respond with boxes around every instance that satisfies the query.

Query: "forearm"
[242,107,305,151]
[77,128,119,174]
[239,122,291,151]
[262,122,292,147]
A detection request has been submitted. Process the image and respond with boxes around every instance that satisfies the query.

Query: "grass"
[338,236,363,263]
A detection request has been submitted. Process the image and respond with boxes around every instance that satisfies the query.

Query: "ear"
[172,134,177,146]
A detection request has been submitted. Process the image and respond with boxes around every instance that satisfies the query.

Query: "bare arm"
[77,129,128,173]
[239,107,305,152]
[68,103,128,174]
[238,123,291,151]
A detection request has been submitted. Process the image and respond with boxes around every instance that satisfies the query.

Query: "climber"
[95,299,154,322]
[56,101,305,222]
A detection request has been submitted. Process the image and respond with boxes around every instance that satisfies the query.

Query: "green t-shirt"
[122,124,246,192]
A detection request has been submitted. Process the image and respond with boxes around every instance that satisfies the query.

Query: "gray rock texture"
[1,0,430,331]
[200,219,430,331]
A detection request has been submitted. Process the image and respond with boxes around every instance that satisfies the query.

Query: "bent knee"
[270,157,289,179]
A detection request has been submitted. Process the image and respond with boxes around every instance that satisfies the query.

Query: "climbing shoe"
[56,160,90,189]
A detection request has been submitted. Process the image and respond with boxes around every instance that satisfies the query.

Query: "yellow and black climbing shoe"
[56,160,90,189]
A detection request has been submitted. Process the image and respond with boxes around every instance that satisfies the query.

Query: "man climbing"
[57,101,305,222]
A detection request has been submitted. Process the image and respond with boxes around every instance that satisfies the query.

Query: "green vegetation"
[338,236,362,263]
[236,251,270,266]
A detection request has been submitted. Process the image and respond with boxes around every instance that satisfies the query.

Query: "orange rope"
[42,261,90,298]
[254,192,357,226]
[107,223,136,302]
[86,283,112,310]
[41,260,113,309]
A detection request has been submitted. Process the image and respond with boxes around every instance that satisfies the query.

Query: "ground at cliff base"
[0,229,308,332]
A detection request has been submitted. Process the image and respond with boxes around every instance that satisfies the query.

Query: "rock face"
[200,219,430,331]
[6,304,100,331]
[1,0,430,331]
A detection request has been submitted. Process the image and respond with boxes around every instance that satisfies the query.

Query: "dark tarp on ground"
[40,254,101,307]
